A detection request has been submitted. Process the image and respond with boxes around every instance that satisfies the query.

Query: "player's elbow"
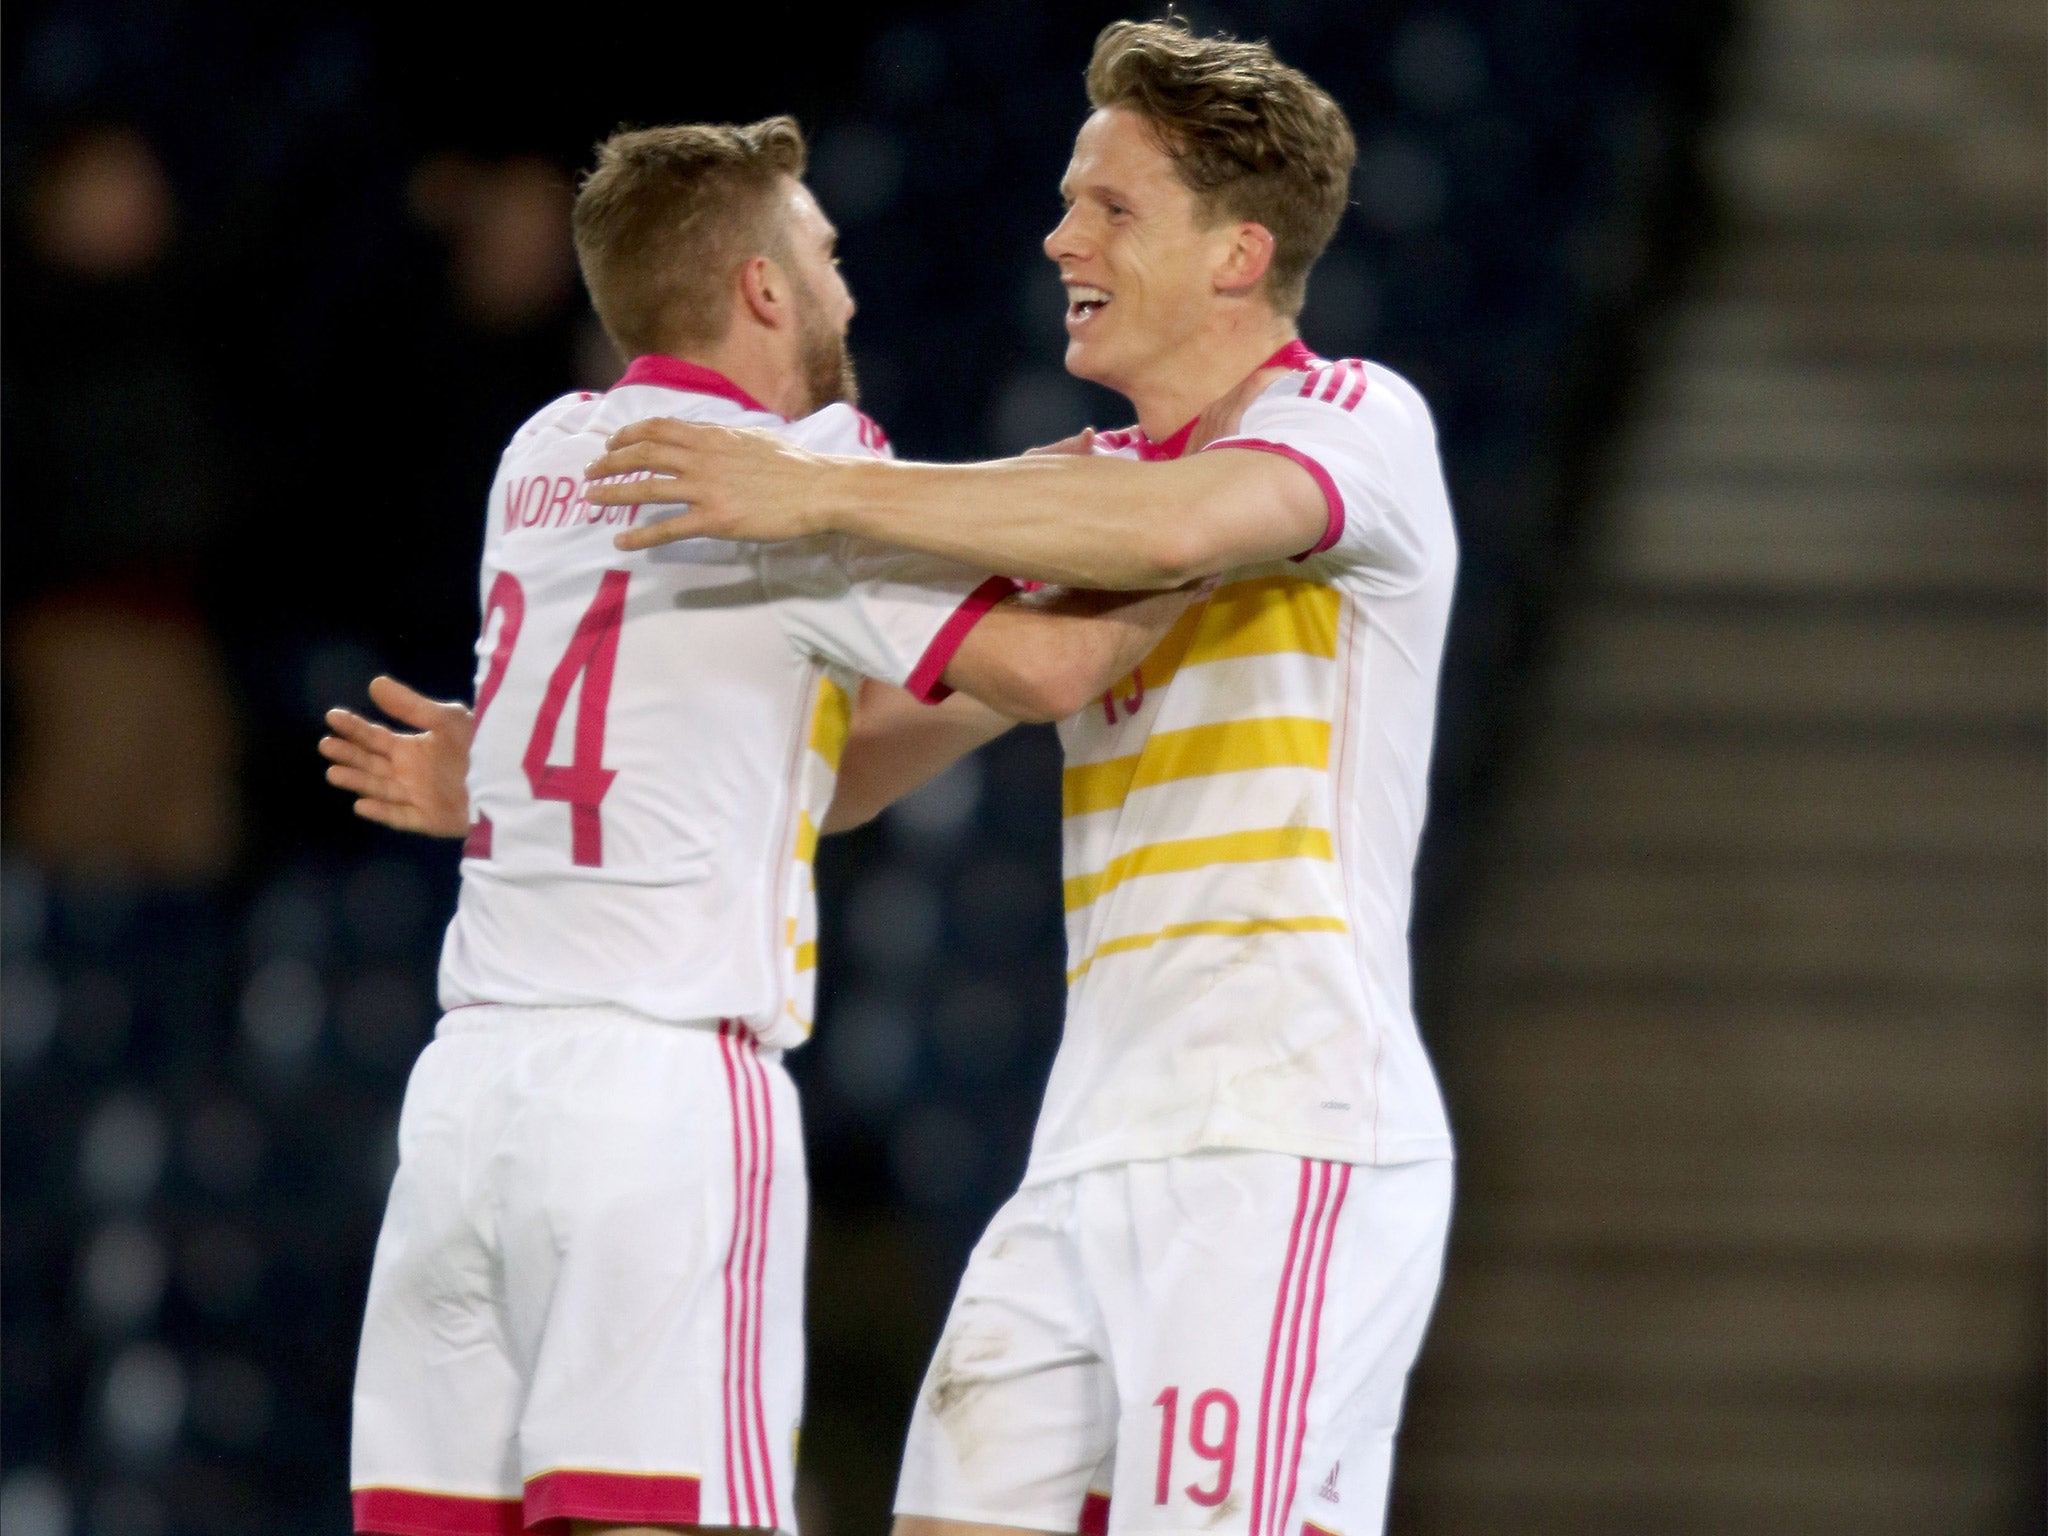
[987,648,1101,724]
[1016,676,1099,724]
[992,673,1088,724]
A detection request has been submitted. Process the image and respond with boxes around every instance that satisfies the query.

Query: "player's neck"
[669,333,811,420]
[1123,313,1300,443]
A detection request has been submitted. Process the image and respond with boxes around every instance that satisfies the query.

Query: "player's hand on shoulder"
[1188,364,1291,453]
[319,675,472,838]
[584,418,836,552]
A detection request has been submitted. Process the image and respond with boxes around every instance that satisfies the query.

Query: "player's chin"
[1061,335,1115,387]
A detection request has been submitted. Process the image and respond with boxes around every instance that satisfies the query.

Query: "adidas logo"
[1317,1461,1341,1502]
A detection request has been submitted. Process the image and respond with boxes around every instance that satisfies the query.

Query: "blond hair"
[572,117,807,356]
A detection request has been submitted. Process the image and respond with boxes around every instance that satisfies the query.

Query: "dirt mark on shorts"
[926,1321,1013,1431]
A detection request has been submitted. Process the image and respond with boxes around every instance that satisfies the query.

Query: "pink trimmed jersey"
[436,355,1008,1046]
[1031,353,1459,1180]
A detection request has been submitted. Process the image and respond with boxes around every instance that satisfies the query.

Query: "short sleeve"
[1200,366,1453,592]
[765,538,1016,702]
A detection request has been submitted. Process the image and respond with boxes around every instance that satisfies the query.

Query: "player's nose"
[1043,208,1085,262]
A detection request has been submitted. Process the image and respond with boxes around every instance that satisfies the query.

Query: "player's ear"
[1214,221,1276,298]
[738,255,789,329]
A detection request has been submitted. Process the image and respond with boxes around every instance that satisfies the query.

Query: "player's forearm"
[823,683,1014,833]
[821,455,1215,590]
[942,585,1194,724]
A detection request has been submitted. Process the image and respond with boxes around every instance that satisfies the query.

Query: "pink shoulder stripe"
[1336,364,1369,411]
[1299,359,1370,412]
[906,576,1021,703]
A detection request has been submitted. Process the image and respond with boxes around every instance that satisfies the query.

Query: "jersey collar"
[616,354,782,418]
[1128,340,1323,460]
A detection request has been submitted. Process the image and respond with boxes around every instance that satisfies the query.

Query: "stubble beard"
[794,282,859,415]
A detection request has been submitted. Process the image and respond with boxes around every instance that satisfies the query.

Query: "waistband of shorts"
[435,1001,778,1057]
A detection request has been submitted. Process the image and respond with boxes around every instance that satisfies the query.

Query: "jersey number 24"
[465,569,627,867]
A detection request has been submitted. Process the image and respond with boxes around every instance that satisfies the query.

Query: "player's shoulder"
[783,402,894,459]
[1251,356,1437,446]
[507,389,605,447]
[601,384,786,435]
[504,382,781,448]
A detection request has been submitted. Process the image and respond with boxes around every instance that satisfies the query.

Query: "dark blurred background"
[2,3,2042,1534]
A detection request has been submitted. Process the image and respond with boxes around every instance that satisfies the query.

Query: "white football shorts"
[351,1005,804,1535]
[896,1151,1452,1536]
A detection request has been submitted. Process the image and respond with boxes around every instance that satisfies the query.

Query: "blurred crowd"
[0,2,1727,1531]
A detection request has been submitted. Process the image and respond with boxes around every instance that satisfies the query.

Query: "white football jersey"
[1028,346,1458,1179]
[437,355,1010,1047]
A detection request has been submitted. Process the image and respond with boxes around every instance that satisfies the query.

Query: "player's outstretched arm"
[319,676,472,837]
[824,580,1195,831]
[823,681,1015,834]
[939,581,1204,724]
[587,420,1328,590]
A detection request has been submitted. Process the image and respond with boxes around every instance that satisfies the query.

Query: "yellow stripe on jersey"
[795,811,820,866]
[1113,576,1341,698]
[793,941,817,973]
[809,678,853,769]
[1190,575,1340,666]
[1063,825,1334,912]
[1067,915,1349,982]
[1063,716,1331,819]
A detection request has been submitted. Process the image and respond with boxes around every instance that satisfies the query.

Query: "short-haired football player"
[584,23,1460,1536]
[336,116,1196,1536]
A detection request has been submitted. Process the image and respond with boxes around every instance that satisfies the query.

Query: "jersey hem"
[433,1002,788,1059]
[1020,1128,1454,1187]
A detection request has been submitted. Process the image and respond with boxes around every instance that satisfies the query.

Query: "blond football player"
[584,24,1459,1536]
[335,118,1195,1536]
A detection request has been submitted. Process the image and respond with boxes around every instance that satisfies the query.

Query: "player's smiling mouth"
[1065,284,1113,325]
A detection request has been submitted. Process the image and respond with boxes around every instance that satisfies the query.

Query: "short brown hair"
[572,117,807,357]
[1086,19,1355,317]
